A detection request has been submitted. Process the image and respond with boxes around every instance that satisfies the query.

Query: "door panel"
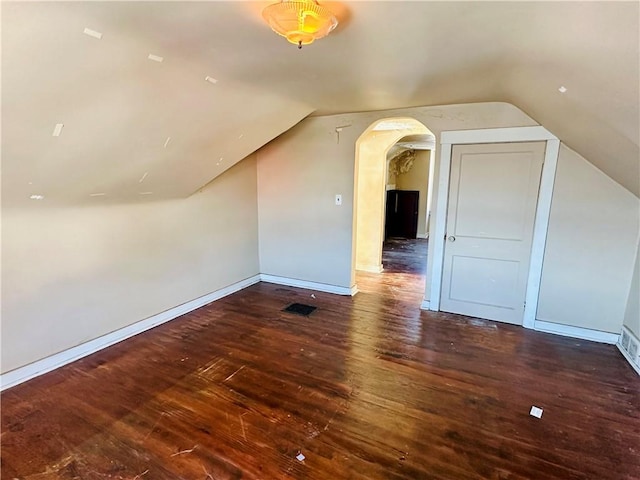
[454,152,535,240]
[397,191,419,238]
[385,190,419,239]
[440,142,545,325]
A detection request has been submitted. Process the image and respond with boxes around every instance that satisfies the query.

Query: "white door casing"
[427,126,560,330]
[440,142,545,324]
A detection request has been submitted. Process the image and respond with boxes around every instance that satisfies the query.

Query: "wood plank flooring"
[2,239,639,479]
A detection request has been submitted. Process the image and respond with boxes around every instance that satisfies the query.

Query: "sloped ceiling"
[2,1,639,206]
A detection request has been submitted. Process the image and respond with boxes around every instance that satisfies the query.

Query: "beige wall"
[537,146,640,333]
[256,119,356,288]
[395,150,431,237]
[623,241,640,338]
[257,102,639,336]
[1,157,260,374]
[257,102,538,290]
[355,139,389,273]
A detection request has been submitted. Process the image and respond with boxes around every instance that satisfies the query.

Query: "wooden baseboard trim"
[0,274,262,391]
[533,320,619,344]
[259,274,357,296]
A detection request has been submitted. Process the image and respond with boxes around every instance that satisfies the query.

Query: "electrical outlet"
[335,194,342,206]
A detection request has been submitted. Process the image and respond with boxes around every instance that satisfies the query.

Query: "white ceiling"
[2,1,639,206]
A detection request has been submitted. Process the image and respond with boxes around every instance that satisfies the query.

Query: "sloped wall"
[537,146,639,333]
[1,157,260,374]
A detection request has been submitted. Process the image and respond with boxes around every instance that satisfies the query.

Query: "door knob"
[448,236,456,242]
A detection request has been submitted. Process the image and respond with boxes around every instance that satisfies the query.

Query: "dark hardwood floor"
[2,239,639,479]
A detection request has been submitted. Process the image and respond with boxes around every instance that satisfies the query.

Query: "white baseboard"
[417,233,429,239]
[420,299,431,310]
[0,274,261,391]
[355,264,384,274]
[260,274,357,296]
[533,320,619,344]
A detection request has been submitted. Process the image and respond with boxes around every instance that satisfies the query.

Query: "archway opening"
[351,117,435,289]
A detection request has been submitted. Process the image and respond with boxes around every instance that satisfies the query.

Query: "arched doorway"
[351,117,435,288]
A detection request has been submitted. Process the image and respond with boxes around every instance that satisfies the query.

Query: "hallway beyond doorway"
[382,237,428,275]
[355,237,428,305]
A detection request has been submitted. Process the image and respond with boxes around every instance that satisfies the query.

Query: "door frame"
[428,126,560,329]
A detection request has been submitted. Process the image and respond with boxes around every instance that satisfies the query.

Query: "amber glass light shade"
[262,0,338,48]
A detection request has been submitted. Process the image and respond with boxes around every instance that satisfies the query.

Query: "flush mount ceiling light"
[262,0,338,49]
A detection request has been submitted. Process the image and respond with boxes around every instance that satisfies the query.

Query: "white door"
[440,142,545,325]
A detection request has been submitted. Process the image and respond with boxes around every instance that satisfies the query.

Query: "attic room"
[1,1,639,478]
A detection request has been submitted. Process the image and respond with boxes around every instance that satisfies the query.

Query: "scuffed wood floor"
[2,239,639,479]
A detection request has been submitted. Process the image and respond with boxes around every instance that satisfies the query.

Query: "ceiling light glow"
[262,0,338,49]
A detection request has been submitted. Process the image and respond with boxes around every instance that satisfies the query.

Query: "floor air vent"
[283,303,317,316]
